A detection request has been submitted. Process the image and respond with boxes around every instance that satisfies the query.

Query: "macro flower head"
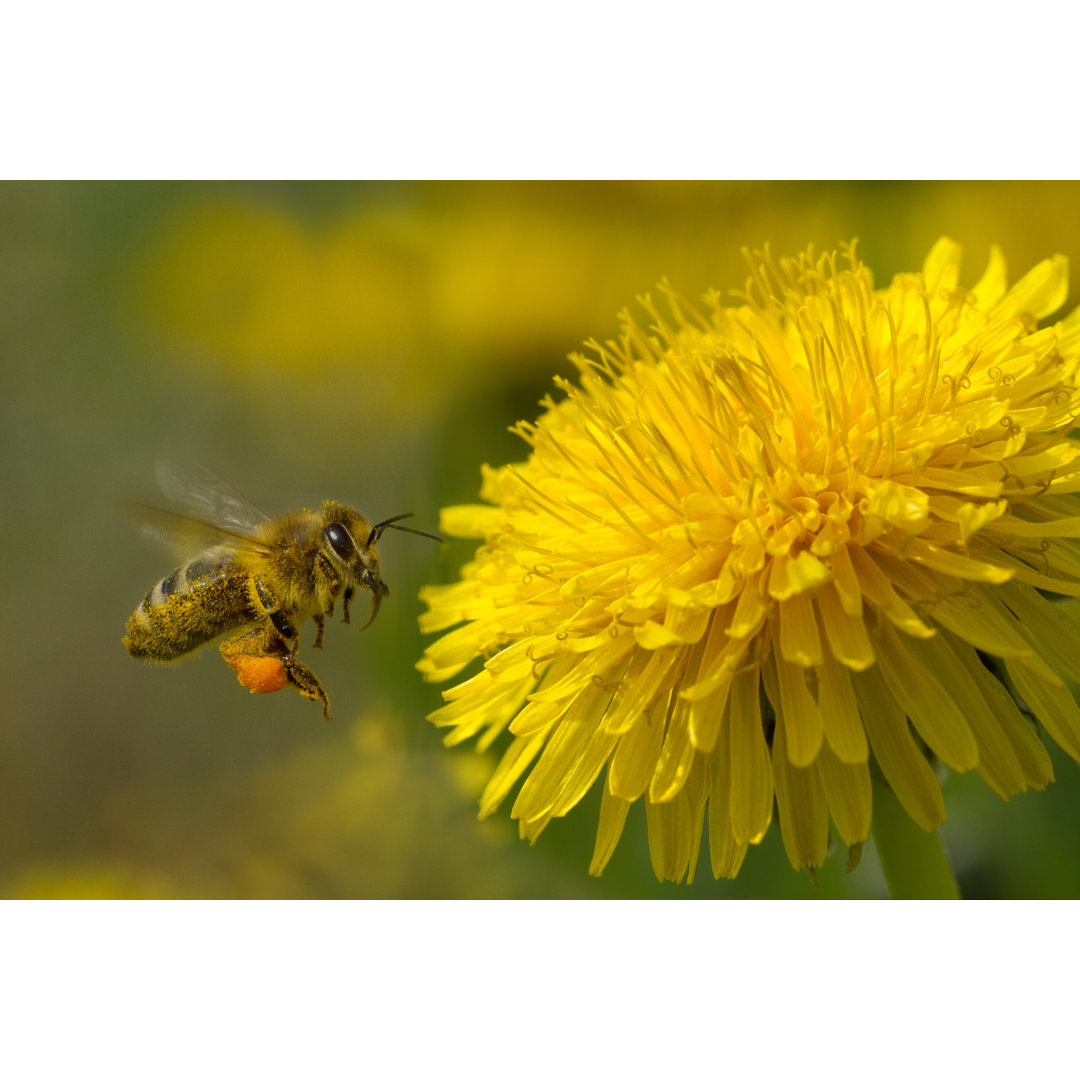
[418,238,1080,884]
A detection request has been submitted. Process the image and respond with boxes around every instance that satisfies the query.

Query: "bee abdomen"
[124,552,253,662]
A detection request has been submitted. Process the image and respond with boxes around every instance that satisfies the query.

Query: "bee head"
[319,504,441,631]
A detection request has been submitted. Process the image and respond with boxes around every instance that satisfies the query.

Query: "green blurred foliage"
[2,181,1078,898]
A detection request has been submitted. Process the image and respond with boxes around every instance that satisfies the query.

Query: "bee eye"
[324,523,355,559]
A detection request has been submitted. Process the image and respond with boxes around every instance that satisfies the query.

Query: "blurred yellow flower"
[419,239,1080,882]
[141,198,427,371]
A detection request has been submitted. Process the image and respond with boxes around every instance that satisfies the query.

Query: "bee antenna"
[368,513,443,546]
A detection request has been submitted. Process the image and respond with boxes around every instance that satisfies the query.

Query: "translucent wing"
[155,459,269,533]
[127,503,273,560]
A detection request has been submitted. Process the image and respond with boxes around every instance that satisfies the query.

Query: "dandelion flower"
[418,239,1080,885]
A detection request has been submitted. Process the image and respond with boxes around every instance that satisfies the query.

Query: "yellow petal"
[527,632,636,704]
[997,254,1069,320]
[849,546,936,638]
[853,665,945,831]
[926,587,1042,666]
[772,715,829,871]
[512,683,613,821]
[439,503,504,537]
[603,648,678,736]
[970,244,1008,308]
[817,647,870,764]
[921,236,963,293]
[816,741,872,846]
[589,781,631,876]
[997,584,1080,684]
[816,582,875,670]
[772,653,824,767]
[633,605,711,648]
[832,543,863,616]
[707,748,749,879]
[1006,659,1080,763]
[727,668,774,844]
[479,730,548,818]
[873,622,979,772]
[907,538,1013,583]
[646,778,705,883]
[902,632,1026,798]
[648,694,697,803]
[951,641,1054,790]
[608,697,667,799]
[777,591,824,667]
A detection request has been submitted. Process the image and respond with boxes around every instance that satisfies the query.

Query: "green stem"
[871,780,961,899]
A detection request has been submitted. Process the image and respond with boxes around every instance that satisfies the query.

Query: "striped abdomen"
[123,550,256,661]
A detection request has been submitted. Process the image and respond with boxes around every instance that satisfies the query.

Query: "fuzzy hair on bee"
[123,462,441,720]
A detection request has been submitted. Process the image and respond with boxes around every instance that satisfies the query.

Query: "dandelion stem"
[871,780,961,899]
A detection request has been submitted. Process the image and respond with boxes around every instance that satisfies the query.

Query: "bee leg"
[220,627,333,721]
[312,613,326,650]
[252,576,300,648]
[342,585,354,625]
[314,552,344,614]
[279,654,333,722]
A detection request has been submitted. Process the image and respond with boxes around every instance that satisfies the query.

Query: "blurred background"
[2,180,1079,899]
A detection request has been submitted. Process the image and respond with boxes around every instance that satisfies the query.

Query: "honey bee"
[123,461,441,720]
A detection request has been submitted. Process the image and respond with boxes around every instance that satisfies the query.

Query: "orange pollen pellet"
[227,654,289,694]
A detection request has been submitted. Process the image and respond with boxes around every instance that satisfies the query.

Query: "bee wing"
[155,459,269,533]
[124,503,274,560]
